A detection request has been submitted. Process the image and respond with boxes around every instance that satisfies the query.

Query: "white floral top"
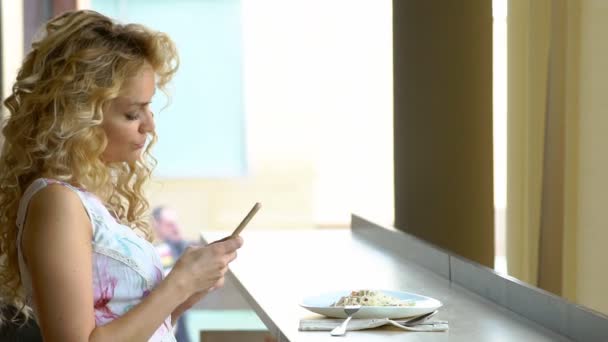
[16,178,175,342]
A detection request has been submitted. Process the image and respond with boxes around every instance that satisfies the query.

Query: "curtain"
[506,0,580,297]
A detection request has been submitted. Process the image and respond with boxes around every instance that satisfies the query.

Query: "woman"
[0,9,242,341]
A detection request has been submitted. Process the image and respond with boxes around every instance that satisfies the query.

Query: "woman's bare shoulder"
[27,182,86,214]
[23,183,92,248]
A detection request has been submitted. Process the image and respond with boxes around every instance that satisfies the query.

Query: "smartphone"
[231,202,261,237]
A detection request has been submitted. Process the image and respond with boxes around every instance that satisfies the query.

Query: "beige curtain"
[506,0,580,297]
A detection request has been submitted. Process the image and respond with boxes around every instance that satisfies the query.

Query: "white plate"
[300,290,442,319]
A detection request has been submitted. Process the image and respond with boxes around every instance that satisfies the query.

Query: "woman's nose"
[140,109,155,133]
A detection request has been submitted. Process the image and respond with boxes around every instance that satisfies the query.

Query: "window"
[93,0,247,178]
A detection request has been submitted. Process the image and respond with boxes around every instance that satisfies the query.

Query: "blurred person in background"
[152,206,193,342]
[152,206,192,272]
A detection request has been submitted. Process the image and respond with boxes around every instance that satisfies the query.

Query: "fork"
[330,305,361,336]
[399,310,438,326]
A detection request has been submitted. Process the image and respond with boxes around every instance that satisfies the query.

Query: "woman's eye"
[125,112,140,121]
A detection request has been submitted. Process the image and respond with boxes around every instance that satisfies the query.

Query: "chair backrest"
[0,307,42,342]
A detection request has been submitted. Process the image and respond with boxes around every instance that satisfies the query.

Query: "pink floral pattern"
[93,256,119,324]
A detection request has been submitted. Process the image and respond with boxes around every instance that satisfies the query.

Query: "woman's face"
[101,66,156,163]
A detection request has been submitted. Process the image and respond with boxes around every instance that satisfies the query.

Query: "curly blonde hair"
[0,10,178,323]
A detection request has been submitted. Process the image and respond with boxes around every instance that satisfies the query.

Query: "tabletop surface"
[202,229,571,342]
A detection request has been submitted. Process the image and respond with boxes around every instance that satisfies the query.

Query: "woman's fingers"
[176,236,242,294]
[211,236,244,251]
[224,250,237,264]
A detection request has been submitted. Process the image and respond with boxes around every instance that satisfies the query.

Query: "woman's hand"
[171,274,227,324]
[167,236,243,300]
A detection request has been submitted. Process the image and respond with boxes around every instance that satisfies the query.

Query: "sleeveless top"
[15,178,176,342]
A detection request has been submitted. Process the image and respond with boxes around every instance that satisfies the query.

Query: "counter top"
[202,229,571,342]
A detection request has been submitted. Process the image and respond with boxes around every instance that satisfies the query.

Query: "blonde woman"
[0,10,243,341]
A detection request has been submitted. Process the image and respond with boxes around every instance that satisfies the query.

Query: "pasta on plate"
[331,290,415,307]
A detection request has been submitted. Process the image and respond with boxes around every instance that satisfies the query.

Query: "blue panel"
[92,0,246,178]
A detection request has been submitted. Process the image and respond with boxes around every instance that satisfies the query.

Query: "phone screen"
[231,202,261,237]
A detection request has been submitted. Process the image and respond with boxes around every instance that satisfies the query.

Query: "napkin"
[298,317,449,332]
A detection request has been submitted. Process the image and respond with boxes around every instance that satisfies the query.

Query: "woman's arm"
[170,289,208,326]
[23,185,242,342]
